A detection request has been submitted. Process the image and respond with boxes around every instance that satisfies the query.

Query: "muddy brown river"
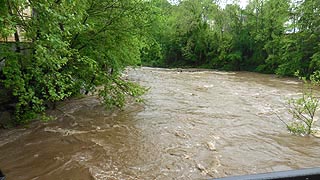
[1,67,320,180]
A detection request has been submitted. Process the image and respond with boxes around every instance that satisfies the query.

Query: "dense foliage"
[0,0,149,124]
[142,0,320,77]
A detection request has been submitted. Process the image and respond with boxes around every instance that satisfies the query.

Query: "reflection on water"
[1,67,320,180]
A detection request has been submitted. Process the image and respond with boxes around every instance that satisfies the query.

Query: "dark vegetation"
[141,0,320,77]
[0,0,319,126]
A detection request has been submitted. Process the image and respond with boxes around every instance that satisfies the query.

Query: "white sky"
[168,0,250,9]
[220,0,249,9]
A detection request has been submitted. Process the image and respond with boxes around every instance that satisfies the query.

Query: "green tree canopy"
[142,0,320,76]
[0,0,150,123]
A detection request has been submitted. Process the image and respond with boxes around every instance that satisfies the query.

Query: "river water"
[1,67,320,180]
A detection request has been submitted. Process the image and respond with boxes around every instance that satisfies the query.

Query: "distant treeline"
[141,0,320,77]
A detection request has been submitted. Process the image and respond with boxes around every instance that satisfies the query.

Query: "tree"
[260,0,290,73]
[143,0,319,78]
[0,0,148,123]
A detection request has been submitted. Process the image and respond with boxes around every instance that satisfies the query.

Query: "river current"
[1,67,320,179]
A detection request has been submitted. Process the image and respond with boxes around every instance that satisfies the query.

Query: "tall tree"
[0,0,148,123]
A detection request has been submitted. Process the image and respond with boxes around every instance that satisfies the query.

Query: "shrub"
[285,71,320,135]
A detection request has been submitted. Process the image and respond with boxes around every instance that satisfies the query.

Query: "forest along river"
[1,67,320,180]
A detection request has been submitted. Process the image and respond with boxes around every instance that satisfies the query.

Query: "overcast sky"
[220,0,249,9]
[168,0,250,9]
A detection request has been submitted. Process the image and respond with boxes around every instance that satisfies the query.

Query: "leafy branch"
[283,71,320,135]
